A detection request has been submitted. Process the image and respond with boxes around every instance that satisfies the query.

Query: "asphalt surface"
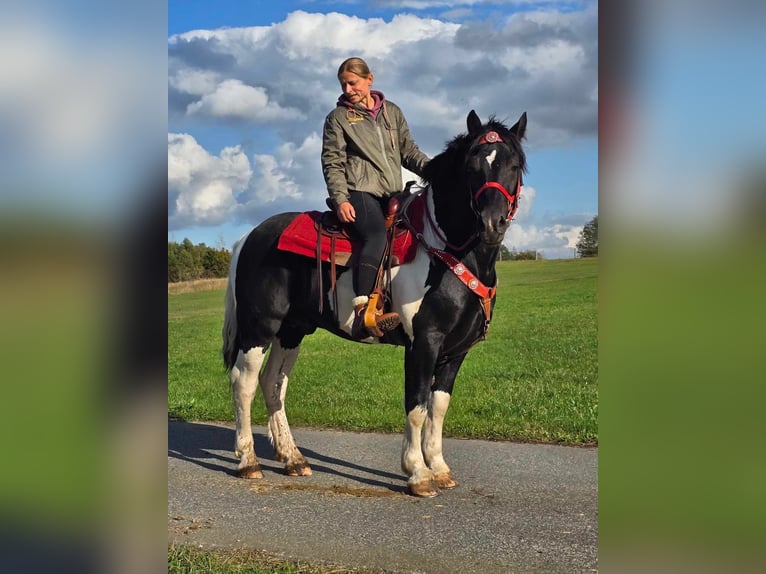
[168,421,598,573]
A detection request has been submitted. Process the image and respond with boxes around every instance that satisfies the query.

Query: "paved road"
[168,421,598,573]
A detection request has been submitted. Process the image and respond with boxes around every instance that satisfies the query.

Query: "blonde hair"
[337,57,371,79]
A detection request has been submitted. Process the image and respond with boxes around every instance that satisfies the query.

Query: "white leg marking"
[231,347,266,472]
[401,405,433,486]
[259,340,310,474]
[423,390,452,476]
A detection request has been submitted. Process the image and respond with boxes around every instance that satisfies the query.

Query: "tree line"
[168,239,231,283]
[498,245,544,260]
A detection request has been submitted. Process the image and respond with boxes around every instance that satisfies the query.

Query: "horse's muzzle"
[481,233,504,246]
[480,216,509,245]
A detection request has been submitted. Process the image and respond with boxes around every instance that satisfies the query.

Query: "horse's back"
[238,212,300,260]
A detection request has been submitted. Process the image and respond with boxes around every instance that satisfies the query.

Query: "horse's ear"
[510,112,527,140]
[467,110,482,134]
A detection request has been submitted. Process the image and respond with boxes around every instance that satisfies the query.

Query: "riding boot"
[351,295,400,339]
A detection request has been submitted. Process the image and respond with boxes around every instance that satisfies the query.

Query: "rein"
[423,199,478,252]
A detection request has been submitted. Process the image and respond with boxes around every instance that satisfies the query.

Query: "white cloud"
[502,185,590,258]
[377,0,577,9]
[169,8,595,145]
[168,133,252,229]
[169,131,332,229]
[209,132,328,224]
[271,11,458,60]
[186,79,306,120]
[169,68,220,96]
[514,185,536,221]
[505,221,583,259]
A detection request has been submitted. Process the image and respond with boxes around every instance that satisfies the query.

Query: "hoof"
[285,461,312,477]
[433,472,457,489]
[409,479,439,498]
[238,465,264,479]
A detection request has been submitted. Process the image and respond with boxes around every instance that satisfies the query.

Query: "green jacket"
[321,92,429,209]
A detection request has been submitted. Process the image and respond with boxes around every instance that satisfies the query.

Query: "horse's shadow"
[168,420,408,493]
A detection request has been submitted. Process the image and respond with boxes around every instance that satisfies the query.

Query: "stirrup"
[351,295,400,339]
[365,292,400,333]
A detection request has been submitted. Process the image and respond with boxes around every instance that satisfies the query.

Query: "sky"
[168,0,599,258]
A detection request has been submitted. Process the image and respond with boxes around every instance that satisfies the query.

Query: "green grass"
[168,545,375,574]
[168,258,597,444]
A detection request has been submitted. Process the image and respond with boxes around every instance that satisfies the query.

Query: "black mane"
[422,115,527,189]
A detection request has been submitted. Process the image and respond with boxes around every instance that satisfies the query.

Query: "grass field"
[168,258,597,445]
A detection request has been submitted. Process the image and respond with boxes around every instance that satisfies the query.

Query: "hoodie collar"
[338,90,386,119]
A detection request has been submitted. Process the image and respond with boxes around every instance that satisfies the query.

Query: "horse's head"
[423,110,528,249]
[465,110,527,245]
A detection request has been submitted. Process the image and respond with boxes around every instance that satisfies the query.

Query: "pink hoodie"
[338,90,386,119]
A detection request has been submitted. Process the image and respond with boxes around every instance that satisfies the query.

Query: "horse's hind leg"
[259,336,312,477]
[231,346,268,478]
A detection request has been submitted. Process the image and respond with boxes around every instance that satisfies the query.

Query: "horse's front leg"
[402,343,442,497]
[423,353,467,489]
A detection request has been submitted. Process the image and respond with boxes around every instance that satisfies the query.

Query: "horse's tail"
[221,276,238,371]
[221,233,246,371]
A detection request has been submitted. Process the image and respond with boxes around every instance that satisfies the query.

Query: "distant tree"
[508,248,542,261]
[497,244,512,261]
[167,243,179,282]
[576,216,598,258]
[202,247,231,278]
[168,239,231,282]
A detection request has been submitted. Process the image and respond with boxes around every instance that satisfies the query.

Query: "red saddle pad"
[277,195,425,266]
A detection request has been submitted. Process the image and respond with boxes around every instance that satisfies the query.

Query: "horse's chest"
[391,252,486,346]
[389,250,432,340]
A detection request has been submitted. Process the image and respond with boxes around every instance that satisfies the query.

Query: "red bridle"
[472,131,522,220]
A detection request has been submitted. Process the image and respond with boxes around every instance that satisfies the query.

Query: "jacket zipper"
[375,120,398,187]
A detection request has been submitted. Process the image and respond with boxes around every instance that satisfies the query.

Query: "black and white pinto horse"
[222,110,527,497]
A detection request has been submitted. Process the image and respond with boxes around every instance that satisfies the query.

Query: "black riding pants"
[347,191,388,296]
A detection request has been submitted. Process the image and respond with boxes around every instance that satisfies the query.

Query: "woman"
[321,57,430,339]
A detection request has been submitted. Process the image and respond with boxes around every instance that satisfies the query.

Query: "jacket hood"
[338,90,386,118]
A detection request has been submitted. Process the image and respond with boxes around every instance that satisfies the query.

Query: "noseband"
[472,131,522,220]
